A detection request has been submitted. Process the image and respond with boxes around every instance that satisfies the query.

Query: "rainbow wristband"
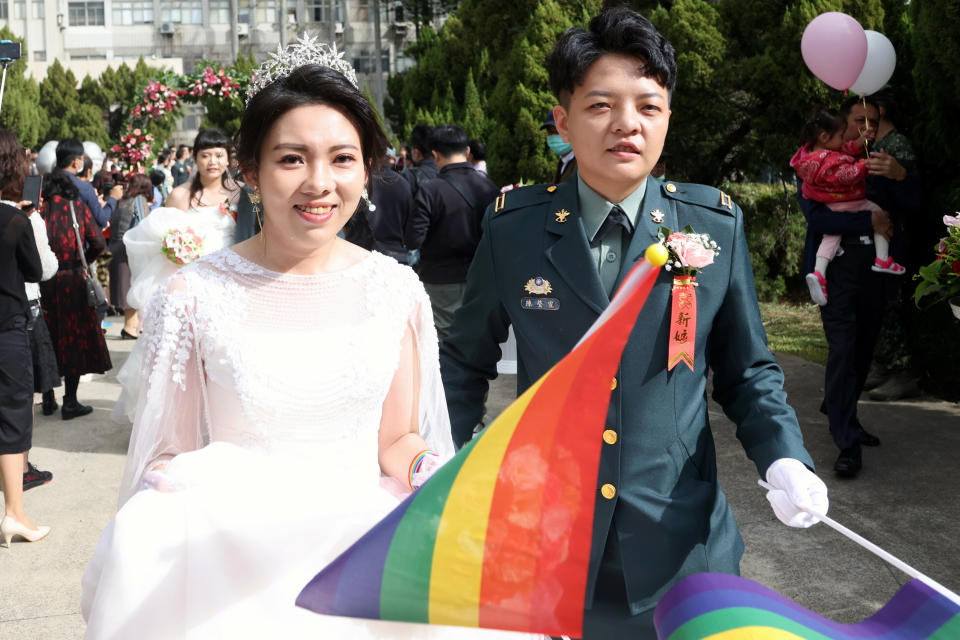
[408,449,435,490]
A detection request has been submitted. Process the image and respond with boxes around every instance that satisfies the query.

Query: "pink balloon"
[801,12,868,91]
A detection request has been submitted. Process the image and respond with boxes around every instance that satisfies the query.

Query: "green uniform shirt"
[577,174,646,296]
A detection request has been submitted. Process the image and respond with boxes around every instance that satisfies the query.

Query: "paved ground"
[2,315,959,638]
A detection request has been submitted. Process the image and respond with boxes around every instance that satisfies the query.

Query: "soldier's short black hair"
[548,6,677,107]
[429,125,469,158]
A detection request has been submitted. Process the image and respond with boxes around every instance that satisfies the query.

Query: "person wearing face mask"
[541,110,577,184]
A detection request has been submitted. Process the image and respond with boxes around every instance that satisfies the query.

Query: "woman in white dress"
[122,128,239,311]
[82,43,538,640]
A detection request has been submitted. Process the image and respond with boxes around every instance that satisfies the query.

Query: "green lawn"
[759,301,828,365]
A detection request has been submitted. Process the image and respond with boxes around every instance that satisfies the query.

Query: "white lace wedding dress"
[83,249,537,639]
[123,204,236,310]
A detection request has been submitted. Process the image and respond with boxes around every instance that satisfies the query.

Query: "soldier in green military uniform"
[439,8,830,638]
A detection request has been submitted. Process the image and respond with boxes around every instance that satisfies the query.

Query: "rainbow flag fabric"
[654,573,960,639]
[296,253,664,636]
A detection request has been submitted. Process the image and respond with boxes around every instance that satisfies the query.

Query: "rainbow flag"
[296,253,664,636]
[654,573,960,639]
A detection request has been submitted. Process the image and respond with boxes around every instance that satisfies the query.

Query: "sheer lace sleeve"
[117,274,210,506]
[408,282,455,462]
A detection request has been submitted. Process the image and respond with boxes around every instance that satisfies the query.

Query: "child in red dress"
[790,107,904,306]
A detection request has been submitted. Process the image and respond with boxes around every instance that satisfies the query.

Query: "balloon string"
[862,95,871,155]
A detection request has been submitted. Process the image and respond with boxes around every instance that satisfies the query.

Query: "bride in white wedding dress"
[122,129,239,312]
[83,46,539,639]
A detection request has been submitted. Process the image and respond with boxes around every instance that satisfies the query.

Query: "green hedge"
[723,181,806,302]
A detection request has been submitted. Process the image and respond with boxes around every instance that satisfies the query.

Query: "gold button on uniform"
[666,183,677,193]
[610,377,617,390]
[546,185,558,193]
[601,483,617,499]
[602,429,618,445]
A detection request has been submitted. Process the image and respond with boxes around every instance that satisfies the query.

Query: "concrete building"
[1,0,420,95]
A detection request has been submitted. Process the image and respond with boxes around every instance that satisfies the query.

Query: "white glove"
[764,458,829,528]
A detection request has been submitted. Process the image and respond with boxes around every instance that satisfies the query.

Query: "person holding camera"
[0,127,52,547]
[55,139,122,230]
[39,172,112,420]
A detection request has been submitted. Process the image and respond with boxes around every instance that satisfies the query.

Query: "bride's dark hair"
[237,65,387,249]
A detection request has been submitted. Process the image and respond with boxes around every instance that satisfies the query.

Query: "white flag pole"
[758,479,960,607]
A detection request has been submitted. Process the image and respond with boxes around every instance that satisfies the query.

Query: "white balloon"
[35,140,58,175]
[850,30,896,96]
[83,141,104,173]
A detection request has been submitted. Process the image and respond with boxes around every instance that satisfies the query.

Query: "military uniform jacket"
[439,176,814,615]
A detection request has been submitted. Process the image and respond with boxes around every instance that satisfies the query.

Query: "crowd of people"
[0,4,935,638]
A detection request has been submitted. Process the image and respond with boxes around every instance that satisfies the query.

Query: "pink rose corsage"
[657,226,720,371]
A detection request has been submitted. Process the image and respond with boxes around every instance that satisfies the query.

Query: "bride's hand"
[140,465,186,493]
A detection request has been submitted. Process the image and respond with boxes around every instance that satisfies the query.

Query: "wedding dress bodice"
[119,247,452,503]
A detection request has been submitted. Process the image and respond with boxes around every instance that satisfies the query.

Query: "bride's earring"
[249,188,265,251]
[361,188,376,212]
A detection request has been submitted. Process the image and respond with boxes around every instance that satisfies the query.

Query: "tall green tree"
[38,60,82,142]
[0,27,46,149]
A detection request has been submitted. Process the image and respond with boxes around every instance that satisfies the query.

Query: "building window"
[351,48,389,73]
[0,1,10,19]
[352,0,389,23]
[255,0,278,24]
[32,0,42,17]
[237,0,250,24]
[160,0,202,24]
[33,50,46,61]
[305,0,343,23]
[209,0,229,23]
[69,1,105,25]
[112,0,153,24]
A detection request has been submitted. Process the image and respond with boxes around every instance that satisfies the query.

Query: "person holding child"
[791,106,905,306]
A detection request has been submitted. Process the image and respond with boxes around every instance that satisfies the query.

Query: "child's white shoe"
[871,257,906,275]
[805,271,828,306]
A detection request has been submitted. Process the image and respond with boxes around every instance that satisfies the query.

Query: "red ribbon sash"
[668,276,697,371]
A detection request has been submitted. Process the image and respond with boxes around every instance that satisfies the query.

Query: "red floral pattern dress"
[39,196,112,376]
[789,140,867,204]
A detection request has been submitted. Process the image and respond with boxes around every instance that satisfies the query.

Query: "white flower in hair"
[247,34,359,103]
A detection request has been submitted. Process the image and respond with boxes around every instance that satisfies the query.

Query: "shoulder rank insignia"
[524,276,553,295]
[719,191,733,210]
[493,192,507,213]
[554,209,571,223]
[546,185,558,193]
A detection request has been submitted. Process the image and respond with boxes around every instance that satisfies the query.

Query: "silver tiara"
[247,34,359,103]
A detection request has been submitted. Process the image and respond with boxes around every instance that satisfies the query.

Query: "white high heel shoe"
[1,515,51,547]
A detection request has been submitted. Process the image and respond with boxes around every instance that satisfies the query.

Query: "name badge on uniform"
[521,297,560,310]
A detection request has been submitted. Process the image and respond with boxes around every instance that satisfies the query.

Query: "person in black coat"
[404,124,499,338]
[0,200,51,546]
[369,169,416,265]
